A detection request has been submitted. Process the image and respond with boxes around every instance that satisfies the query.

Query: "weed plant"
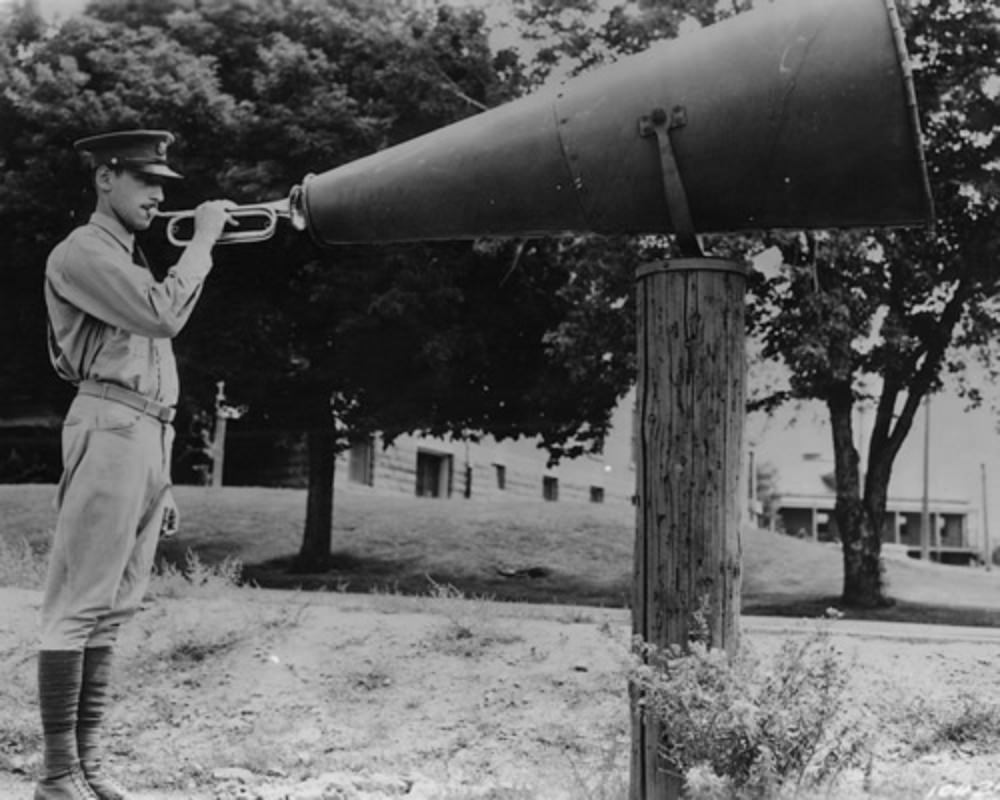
[422,576,525,656]
[903,692,1000,756]
[930,695,1000,753]
[0,535,47,589]
[629,629,872,799]
[0,642,41,776]
[149,548,244,598]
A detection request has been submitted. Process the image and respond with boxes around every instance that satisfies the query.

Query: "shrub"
[629,629,872,799]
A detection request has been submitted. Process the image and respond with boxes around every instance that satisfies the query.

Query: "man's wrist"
[174,235,215,278]
[187,233,218,250]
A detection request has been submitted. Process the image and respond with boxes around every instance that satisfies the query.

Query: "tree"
[0,0,643,571]
[747,0,999,607]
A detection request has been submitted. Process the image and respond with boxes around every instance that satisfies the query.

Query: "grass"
[4,482,1000,627]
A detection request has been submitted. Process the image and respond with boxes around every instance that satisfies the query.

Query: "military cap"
[74,129,183,180]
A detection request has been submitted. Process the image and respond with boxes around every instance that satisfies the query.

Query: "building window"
[816,510,829,540]
[543,476,559,502]
[494,463,506,490]
[348,437,374,486]
[416,450,453,498]
[590,486,605,504]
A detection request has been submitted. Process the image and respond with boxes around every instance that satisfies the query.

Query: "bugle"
[157,185,308,246]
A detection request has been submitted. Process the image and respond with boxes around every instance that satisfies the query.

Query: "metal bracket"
[639,106,703,258]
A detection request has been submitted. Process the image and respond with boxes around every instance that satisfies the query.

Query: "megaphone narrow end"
[288,183,309,232]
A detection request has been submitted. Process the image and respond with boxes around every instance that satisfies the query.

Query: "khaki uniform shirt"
[44,211,214,406]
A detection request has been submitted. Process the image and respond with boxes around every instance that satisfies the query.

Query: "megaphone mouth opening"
[882,0,936,229]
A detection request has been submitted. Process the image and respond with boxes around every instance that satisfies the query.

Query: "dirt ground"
[3,585,1000,800]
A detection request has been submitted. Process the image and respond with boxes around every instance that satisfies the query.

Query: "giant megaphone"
[280,0,932,245]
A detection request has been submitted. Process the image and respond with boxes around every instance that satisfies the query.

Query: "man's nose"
[151,184,165,202]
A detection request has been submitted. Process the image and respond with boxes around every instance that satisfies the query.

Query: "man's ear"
[93,164,114,193]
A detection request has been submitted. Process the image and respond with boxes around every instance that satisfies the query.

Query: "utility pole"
[982,463,991,570]
[920,396,931,561]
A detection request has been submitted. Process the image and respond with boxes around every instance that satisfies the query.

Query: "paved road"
[744,614,1000,643]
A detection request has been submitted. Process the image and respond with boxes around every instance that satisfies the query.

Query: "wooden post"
[211,381,227,489]
[982,463,991,571]
[631,258,746,800]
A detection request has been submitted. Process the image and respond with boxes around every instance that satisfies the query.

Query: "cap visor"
[134,164,184,180]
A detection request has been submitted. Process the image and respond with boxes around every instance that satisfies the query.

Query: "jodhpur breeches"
[40,394,173,651]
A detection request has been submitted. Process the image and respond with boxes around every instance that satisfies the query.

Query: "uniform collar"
[89,211,136,255]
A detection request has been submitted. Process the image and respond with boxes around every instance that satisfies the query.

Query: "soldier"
[38,130,234,800]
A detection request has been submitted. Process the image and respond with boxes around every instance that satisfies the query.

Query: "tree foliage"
[0,0,642,567]
[0,0,244,415]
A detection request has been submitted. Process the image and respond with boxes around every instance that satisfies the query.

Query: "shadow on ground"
[743,592,1000,628]
[155,539,1000,628]
[156,539,633,608]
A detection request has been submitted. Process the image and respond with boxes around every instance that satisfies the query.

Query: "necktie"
[131,240,163,394]
[132,242,149,268]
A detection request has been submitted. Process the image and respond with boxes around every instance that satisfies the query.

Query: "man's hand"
[160,489,180,538]
[192,199,238,245]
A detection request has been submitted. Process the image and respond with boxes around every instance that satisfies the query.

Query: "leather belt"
[78,380,176,424]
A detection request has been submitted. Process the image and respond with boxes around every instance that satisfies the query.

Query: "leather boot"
[81,771,130,800]
[35,651,98,800]
[78,647,132,800]
[33,767,99,800]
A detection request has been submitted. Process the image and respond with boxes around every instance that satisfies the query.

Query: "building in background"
[772,451,973,554]
[336,388,638,505]
[748,389,996,565]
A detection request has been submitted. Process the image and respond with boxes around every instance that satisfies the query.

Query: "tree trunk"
[294,423,338,572]
[828,392,887,607]
[631,259,745,800]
